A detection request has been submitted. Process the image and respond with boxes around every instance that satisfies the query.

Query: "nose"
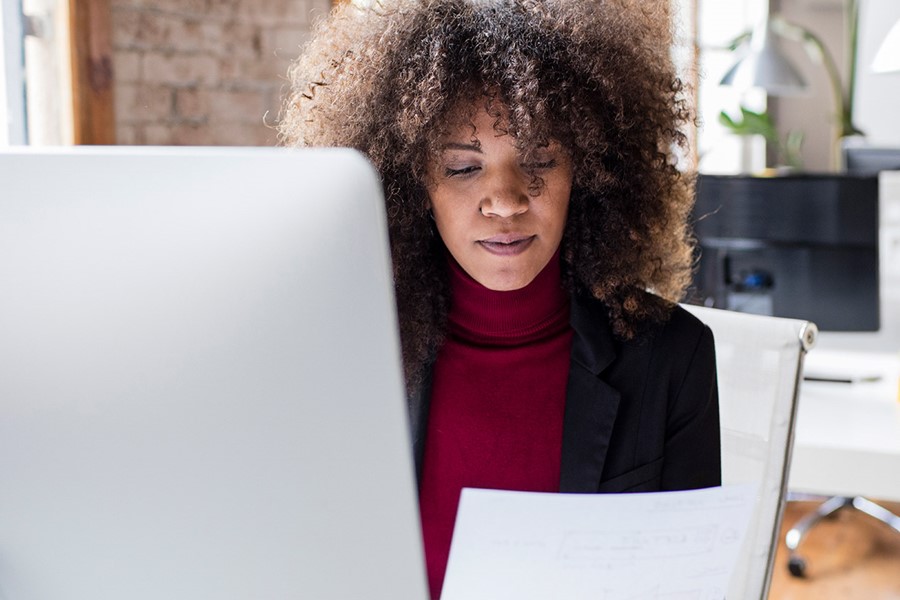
[479,172,530,218]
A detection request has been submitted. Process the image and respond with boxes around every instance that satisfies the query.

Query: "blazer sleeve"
[661,323,722,490]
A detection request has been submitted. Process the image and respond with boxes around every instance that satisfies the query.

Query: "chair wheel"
[788,556,807,578]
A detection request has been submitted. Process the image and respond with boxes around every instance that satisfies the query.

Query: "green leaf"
[726,30,752,52]
[719,107,778,144]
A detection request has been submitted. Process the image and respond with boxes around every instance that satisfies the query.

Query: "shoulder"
[637,300,717,407]
[638,298,715,379]
[571,288,711,351]
[652,302,714,353]
[570,289,715,377]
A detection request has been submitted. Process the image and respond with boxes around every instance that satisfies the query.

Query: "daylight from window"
[694,0,768,173]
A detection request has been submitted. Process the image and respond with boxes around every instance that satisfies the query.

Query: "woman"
[279,1,720,597]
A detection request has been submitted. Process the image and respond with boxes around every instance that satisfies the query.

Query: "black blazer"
[408,291,721,494]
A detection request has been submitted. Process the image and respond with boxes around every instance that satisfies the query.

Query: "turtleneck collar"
[446,248,570,345]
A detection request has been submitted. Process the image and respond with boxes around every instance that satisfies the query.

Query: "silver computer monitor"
[0,147,427,600]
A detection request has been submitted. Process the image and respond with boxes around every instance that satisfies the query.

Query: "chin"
[478,273,535,292]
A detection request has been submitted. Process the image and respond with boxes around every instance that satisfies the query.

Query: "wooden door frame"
[68,0,115,144]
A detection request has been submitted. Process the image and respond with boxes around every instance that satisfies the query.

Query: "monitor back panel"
[690,174,880,331]
[0,147,427,600]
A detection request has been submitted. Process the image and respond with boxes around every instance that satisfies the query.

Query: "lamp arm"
[800,28,854,136]
[846,0,859,128]
[771,16,863,138]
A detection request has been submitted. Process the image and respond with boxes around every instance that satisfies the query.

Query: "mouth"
[477,235,536,256]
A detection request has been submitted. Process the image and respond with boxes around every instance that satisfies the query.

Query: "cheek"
[428,193,449,227]
[429,187,471,224]
[547,182,572,230]
[428,193,467,249]
[433,213,467,251]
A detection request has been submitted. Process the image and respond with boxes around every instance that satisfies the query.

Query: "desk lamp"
[872,18,900,73]
[719,2,865,170]
[719,17,807,96]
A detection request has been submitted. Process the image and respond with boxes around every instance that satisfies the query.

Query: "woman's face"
[426,107,573,291]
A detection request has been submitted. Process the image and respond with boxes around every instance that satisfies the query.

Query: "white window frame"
[1,0,28,145]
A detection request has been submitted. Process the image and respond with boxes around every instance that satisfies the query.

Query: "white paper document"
[441,484,756,600]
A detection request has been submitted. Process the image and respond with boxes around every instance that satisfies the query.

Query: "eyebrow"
[440,142,483,153]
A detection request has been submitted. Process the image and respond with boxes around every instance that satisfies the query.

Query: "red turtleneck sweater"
[418,252,573,599]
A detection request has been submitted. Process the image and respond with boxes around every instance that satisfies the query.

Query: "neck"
[446,249,569,344]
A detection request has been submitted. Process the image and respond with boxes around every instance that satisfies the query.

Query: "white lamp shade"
[873,19,900,73]
[720,23,808,95]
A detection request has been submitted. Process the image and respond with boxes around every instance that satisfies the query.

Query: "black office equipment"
[843,145,900,174]
[690,174,880,331]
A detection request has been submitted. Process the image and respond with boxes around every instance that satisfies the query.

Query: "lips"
[477,234,536,256]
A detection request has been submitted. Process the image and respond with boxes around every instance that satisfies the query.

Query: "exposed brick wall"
[111,0,332,146]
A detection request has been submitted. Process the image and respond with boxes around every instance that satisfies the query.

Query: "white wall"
[769,0,847,172]
[855,0,900,146]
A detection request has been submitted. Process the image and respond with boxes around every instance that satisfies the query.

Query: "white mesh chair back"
[682,305,816,600]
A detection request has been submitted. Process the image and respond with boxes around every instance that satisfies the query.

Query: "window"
[1,0,74,146]
[695,0,768,173]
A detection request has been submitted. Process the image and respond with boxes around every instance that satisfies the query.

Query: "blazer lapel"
[559,293,621,493]
[408,368,433,485]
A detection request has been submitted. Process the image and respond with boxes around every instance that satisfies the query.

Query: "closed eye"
[445,165,480,177]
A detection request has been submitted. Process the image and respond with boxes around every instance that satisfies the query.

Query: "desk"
[788,350,900,501]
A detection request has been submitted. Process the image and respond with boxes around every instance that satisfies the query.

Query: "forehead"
[433,97,561,151]
[439,107,506,145]
[436,96,506,137]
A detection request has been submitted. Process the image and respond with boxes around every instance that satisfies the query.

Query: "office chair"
[784,493,900,577]
[682,304,816,600]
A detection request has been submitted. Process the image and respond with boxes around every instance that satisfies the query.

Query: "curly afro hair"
[279,0,697,388]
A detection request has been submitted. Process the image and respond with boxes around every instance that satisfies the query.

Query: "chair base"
[784,495,900,577]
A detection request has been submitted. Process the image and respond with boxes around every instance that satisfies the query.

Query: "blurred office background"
[1,0,331,146]
[2,0,899,161]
